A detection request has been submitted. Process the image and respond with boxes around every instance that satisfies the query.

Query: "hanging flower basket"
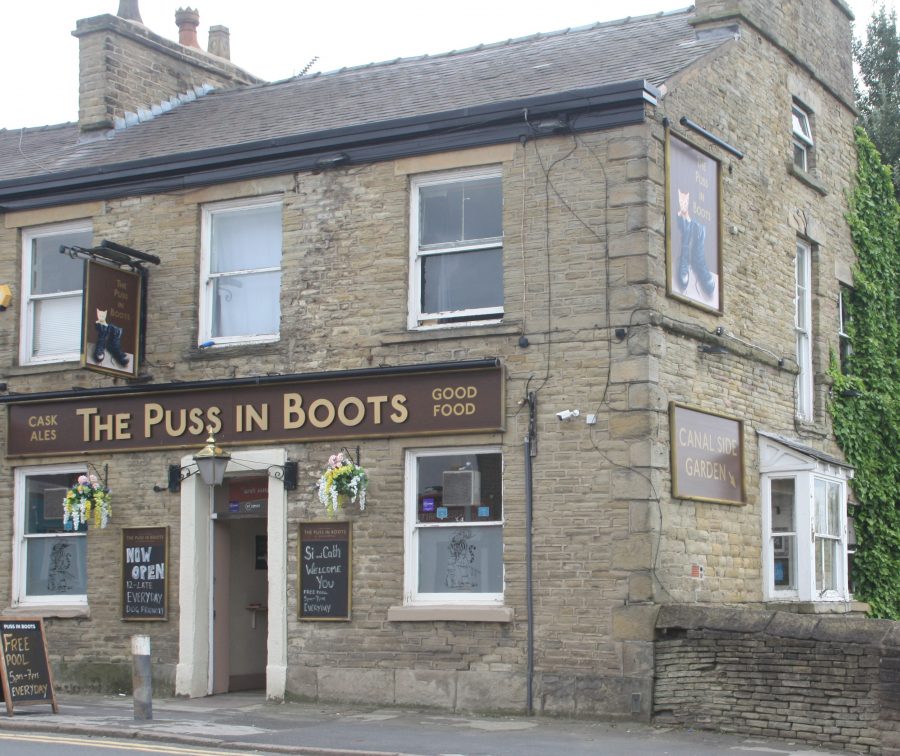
[63,474,112,529]
[317,452,367,517]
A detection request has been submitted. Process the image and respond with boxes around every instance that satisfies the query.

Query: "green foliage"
[854,6,900,197]
[830,128,900,619]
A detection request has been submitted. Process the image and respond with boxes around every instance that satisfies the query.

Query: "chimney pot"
[175,7,201,49]
[117,0,143,22]
[208,25,231,60]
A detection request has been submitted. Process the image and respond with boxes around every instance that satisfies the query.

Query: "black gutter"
[0,80,657,212]
[0,358,501,405]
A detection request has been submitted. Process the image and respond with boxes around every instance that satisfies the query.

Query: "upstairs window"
[795,240,813,420]
[20,222,92,365]
[409,168,503,328]
[200,197,282,346]
[792,103,814,173]
[838,285,852,374]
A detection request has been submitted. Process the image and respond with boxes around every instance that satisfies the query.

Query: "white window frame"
[19,220,91,366]
[795,240,814,421]
[408,166,504,330]
[791,103,814,172]
[838,285,852,373]
[199,196,283,347]
[760,436,851,603]
[403,446,504,606]
[13,463,88,608]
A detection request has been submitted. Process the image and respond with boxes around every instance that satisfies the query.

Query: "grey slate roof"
[1,7,732,184]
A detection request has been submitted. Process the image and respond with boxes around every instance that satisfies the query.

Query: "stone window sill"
[4,604,90,619]
[380,321,522,346]
[387,605,514,623]
[788,163,828,196]
[5,361,81,376]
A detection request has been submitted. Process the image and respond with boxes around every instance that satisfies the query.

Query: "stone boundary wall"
[654,605,900,753]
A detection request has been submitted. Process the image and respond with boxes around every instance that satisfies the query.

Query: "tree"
[854,6,900,197]
[830,129,900,619]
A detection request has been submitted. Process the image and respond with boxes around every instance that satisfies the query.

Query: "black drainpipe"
[524,390,537,715]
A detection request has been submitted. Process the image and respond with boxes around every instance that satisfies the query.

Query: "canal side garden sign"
[669,402,744,505]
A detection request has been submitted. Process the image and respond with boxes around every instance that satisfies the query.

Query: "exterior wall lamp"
[159,429,298,492]
[193,431,231,486]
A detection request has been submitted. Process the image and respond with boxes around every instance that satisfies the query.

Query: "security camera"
[556,409,580,420]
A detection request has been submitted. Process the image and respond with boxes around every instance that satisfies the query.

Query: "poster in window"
[666,131,723,313]
[81,259,142,379]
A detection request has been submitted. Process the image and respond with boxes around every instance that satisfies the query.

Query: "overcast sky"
[1,0,896,129]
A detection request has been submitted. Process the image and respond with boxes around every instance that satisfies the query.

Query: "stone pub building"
[1,1,897,750]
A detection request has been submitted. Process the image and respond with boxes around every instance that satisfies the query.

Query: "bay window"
[760,434,852,602]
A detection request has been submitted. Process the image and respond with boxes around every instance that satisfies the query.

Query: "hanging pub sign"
[669,402,744,505]
[122,527,168,621]
[6,362,504,457]
[82,259,142,379]
[0,617,58,716]
[665,131,723,314]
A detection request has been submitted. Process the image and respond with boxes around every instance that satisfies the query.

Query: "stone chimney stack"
[73,7,263,134]
[208,25,231,60]
[175,7,201,49]
[117,0,143,22]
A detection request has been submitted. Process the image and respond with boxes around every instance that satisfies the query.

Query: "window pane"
[815,479,841,537]
[32,295,83,357]
[771,478,796,590]
[793,143,807,171]
[773,535,796,588]
[792,107,812,141]
[418,525,503,593]
[420,177,501,246]
[828,482,841,535]
[211,271,281,338]
[211,204,282,273]
[463,178,502,240]
[421,248,502,315]
[770,478,795,533]
[25,536,87,596]
[415,452,503,523]
[31,232,89,294]
[815,537,837,592]
[25,472,83,534]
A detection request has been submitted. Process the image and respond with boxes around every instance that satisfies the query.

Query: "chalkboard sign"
[298,521,351,621]
[122,526,169,621]
[0,618,58,716]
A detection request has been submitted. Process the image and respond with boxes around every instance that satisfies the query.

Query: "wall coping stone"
[657,604,900,649]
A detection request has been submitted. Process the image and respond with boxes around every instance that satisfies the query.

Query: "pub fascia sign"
[7,364,504,457]
[669,402,744,505]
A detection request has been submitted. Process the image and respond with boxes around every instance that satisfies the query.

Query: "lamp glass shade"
[193,431,231,486]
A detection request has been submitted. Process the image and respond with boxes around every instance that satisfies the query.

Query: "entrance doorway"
[175,448,289,701]
[211,477,269,694]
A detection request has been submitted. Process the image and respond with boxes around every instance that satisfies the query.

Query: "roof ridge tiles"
[271,5,695,86]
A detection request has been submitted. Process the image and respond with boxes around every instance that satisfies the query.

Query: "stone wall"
[648,1,857,606]
[655,605,900,753]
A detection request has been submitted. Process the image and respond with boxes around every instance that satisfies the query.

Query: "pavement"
[0,692,848,755]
